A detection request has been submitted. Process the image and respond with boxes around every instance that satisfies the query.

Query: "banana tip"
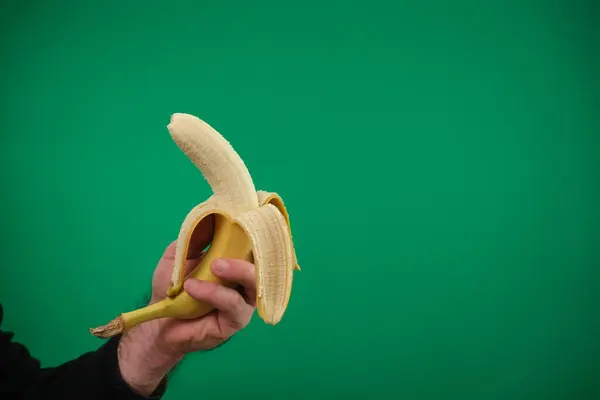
[168,112,192,126]
[167,113,190,137]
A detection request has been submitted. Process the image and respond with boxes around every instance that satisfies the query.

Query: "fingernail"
[212,259,229,274]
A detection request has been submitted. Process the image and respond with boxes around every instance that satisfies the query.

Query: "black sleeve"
[0,303,167,400]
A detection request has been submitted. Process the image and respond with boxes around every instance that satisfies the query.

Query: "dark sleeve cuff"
[97,336,168,400]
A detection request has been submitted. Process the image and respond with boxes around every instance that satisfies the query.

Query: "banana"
[89,113,300,338]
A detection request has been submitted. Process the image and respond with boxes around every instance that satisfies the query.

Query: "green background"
[1,1,598,399]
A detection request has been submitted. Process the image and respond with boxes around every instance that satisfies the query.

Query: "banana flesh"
[90,113,300,338]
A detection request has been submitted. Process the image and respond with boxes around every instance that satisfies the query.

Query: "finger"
[211,259,257,307]
[161,241,178,261]
[184,279,253,329]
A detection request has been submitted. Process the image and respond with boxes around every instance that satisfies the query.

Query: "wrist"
[117,320,182,396]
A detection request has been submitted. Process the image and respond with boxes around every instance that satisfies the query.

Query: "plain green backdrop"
[1,1,598,399]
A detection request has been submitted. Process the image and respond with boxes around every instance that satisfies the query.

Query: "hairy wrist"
[117,320,182,396]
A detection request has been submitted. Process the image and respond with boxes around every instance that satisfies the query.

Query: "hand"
[117,215,257,396]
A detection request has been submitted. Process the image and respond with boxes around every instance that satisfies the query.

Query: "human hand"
[117,215,257,396]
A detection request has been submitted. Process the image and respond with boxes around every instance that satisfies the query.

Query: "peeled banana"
[90,113,300,338]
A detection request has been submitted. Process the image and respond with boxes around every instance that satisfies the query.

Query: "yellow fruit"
[90,113,299,338]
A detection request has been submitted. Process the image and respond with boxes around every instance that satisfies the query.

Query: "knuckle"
[229,292,246,312]
[227,318,244,331]
[227,306,253,331]
[243,306,254,324]
[242,307,254,327]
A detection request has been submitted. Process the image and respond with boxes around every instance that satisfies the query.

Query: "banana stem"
[89,317,124,338]
[89,299,172,339]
